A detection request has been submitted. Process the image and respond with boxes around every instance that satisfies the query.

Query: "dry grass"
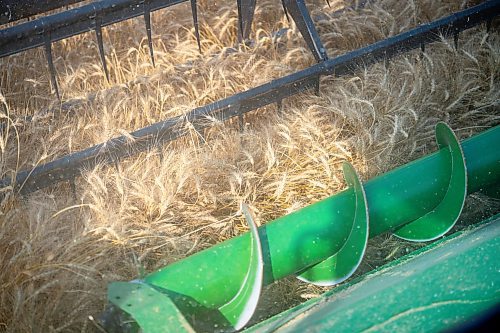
[0,0,499,331]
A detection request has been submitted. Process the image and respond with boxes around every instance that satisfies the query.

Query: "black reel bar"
[0,0,86,24]
[0,0,497,196]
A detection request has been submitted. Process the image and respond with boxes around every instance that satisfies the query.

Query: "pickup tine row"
[1,0,334,98]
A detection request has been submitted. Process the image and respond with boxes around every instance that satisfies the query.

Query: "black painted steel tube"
[0,1,86,24]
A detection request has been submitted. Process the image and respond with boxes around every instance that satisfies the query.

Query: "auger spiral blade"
[143,0,156,66]
[394,122,467,242]
[219,203,264,329]
[297,162,369,286]
[237,0,257,42]
[282,0,328,62]
[190,0,202,53]
[44,35,60,100]
[106,203,264,331]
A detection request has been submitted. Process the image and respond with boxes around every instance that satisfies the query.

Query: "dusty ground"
[0,0,499,331]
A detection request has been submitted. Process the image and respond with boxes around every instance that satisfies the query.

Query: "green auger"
[102,123,499,332]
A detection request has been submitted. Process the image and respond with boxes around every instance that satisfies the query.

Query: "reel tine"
[157,146,164,163]
[237,0,244,41]
[93,3,109,83]
[419,43,425,60]
[355,0,370,10]
[190,0,202,53]
[70,178,78,202]
[95,17,110,82]
[144,0,155,66]
[281,0,290,22]
[44,35,60,100]
[236,0,257,42]
[239,114,244,132]
[486,19,492,42]
[277,98,283,118]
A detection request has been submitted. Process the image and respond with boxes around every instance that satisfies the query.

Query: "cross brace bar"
[284,0,328,61]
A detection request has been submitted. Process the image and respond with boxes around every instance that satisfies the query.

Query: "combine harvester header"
[1,1,499,332]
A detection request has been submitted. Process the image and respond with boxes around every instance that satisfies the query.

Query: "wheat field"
[0,0,499,331]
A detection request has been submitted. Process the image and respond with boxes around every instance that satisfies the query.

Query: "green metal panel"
[246,215,500,333]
